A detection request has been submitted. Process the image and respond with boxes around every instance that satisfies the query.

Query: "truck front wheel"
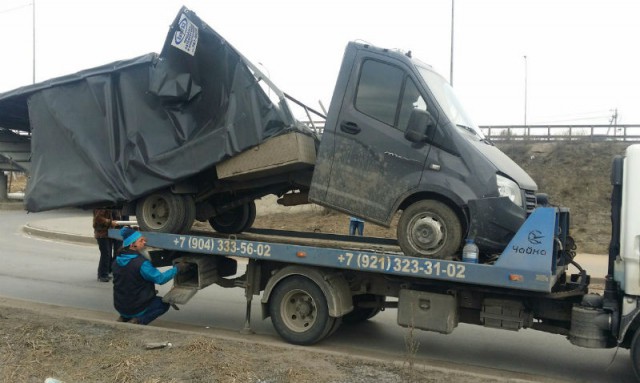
[208,201,256,234]
[397,200,462,259]
[269,276,335,345]
[136,191,191,233]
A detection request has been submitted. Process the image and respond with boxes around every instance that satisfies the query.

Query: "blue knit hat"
[120,227,142,247]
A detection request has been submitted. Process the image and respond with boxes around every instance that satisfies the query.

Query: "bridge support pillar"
[0,172,7,201]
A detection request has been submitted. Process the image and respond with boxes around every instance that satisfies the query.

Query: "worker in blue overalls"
[112,227,186,324]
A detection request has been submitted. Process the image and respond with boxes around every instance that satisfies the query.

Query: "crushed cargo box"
[0,6,311,213]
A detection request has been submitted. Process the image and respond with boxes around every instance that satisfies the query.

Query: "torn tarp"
[0,7,302,212]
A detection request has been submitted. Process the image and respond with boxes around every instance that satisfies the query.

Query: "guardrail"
[482,125,640,142]
[300,122,640,142]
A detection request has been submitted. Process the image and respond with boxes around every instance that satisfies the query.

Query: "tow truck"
[111,144,640,379]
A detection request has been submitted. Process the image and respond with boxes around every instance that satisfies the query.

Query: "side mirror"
[404,109,436,143]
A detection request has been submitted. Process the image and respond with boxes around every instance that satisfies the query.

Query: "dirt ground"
[0,301,523,383]
[2,141,627,382]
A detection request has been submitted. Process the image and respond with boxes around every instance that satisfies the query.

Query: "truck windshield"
[416,66,485,140]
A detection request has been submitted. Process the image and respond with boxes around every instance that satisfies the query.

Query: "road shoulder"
[0,295,545,383]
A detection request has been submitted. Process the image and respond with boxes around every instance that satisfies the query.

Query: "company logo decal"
[528,230,544,245]
[171,13,199,56]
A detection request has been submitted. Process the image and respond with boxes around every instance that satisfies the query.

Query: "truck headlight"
[496,174,523,207]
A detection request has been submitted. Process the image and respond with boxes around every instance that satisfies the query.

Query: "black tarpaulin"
[0,7,301,212]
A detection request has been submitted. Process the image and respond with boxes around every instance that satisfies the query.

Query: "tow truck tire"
[631,330,640,380]
[179,195,196,234]
[208,201,256,234]
[397,200,462,259]
[136,191,188,233]
[269,276,334,345]
[325,316,343,338]
[343,294,385,324]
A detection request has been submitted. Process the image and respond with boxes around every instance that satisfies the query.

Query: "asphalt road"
[0,208,635,382]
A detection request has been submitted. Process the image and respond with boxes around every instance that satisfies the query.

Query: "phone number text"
[173,236,272,257]
[337,252,465,279]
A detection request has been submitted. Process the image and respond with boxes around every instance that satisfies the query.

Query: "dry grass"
[499,141,631,254]
[0,304,513,383]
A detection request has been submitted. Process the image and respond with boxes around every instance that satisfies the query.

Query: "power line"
[0,2,31,15]
[535,110,612,119]
[530,110,613,124]
[531,115,611,125]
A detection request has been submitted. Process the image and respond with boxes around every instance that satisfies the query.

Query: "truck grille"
[524,189,537,214]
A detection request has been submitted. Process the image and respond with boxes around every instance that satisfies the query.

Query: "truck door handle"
[340,121,361,134]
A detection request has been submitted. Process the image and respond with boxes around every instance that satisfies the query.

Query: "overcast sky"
[1,0,639,126]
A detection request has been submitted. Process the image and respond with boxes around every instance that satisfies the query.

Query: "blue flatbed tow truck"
[110,145,640,380]
[111,203,585,343]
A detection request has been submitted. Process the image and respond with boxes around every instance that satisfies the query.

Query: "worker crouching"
[112,227,185,325]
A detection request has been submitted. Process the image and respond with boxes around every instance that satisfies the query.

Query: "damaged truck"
[0,7,537,260]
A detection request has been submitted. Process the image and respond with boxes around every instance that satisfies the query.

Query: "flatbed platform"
[111,207,570,292]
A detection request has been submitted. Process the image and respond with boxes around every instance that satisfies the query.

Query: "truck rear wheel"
[208,201,256,234]
[179,195,196,233]
[243,200,257,232]
[269,276,334,345]
[136,191,190,233]
[397,200,462,259]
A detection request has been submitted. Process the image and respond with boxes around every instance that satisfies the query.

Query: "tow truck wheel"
[269,276,334,345]
[343,294,385,324]
[631,330,640,379]
[398,200,462,259]
[136,191,189,233]
[208,201,256,234]
[179,195,196,234]
[323,316,342,338]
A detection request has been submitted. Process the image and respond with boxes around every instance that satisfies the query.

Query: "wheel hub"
[282,290,316,332]
[152,203,168,219]
[148,198,169,226]
[411,216,444,250]
[295,297,313,317]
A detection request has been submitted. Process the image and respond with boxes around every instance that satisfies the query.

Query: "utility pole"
[523,55,528,133]
[32,0,36,84]
[449,0,455,86]
[609,108,618,126]
[609,108,619,137]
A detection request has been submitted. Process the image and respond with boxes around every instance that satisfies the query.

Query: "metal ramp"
[0,129,30,173]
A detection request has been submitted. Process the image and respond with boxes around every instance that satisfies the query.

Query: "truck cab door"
[312,55,435,224]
